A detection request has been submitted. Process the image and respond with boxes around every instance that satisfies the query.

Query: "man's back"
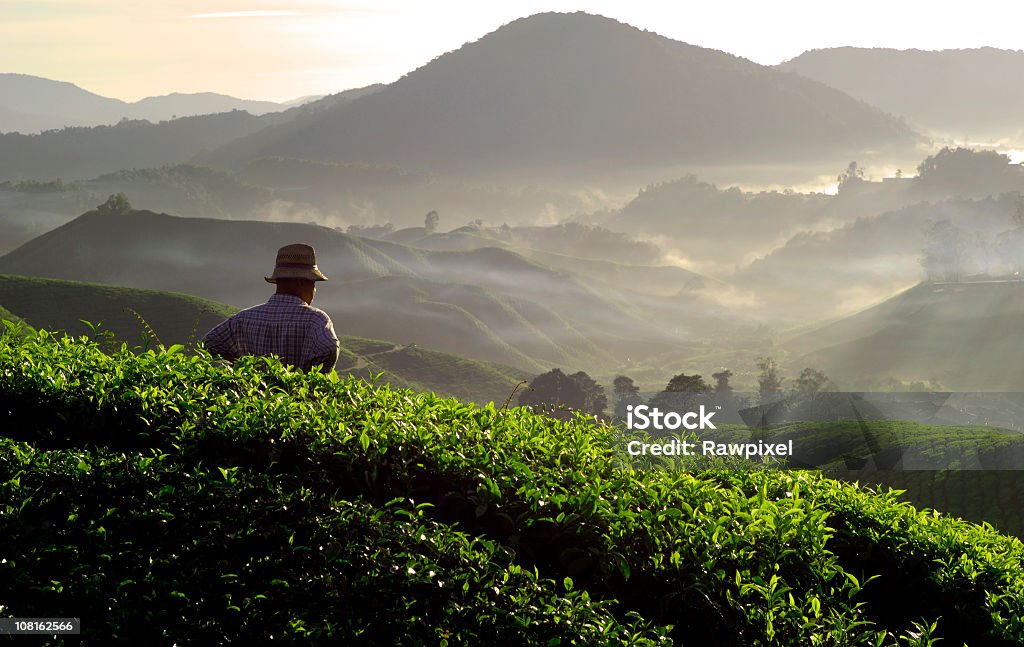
[203,293,340,373]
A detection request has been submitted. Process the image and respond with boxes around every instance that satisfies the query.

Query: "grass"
[2,326,1023,644]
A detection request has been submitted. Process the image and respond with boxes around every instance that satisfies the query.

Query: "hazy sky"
[5,1,1024,102]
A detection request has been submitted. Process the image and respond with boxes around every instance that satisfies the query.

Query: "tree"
[756,357,783,401]
[347,222,394,238]
[97,192,132,214]
[570,371,607,417]
[836,161,865,193]
[613,375,639,395]
[424,210,440,233]
[648,372,710,413]
[612,375,643,422]
[791,368,836,394]
[518,368,606,420]
[711,370,733,394]
[664,373,710,393]
[916,147,1012,186]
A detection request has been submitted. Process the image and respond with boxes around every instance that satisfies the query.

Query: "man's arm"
[201,317,240,361]
[309,315,341,374]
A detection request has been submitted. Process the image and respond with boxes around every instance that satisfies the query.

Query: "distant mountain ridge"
[777,47,1024,136]
[0,112,272,182]
[210,11,919,175]
[0,85,383,182]
[0,73,307,134]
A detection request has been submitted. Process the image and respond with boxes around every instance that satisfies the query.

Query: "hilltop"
[209,12,919,176]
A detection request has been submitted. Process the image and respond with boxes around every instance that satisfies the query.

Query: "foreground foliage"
[2,325,1023,645]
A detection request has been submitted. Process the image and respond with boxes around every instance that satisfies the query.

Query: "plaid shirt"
[202,294,340,373]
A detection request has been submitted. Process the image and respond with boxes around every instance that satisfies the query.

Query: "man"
[202,243,340,373]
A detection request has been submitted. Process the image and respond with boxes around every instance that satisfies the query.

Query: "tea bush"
[2,325,1023,645]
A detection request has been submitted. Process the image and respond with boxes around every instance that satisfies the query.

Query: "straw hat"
[264,243,329,283]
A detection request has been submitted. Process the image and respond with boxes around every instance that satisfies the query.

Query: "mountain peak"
[230,12,915,176]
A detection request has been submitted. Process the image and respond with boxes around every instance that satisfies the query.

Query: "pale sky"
[4,0,1024,102]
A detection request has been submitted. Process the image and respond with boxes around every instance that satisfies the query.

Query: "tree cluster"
[520,360,837,424]
[518,368,607,420]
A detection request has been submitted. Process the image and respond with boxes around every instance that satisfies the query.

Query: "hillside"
[0,83,386,182]
[0,273,234,345]
[0,208,694,371]
[729,195,1021,323]
[2,328,1024,643]
[786,280,1024,390]
[0,273,530,404]
[0,112,271,182]
[605,175,838,273]
[778,47,1024,137]
[210,12,918,176]
[341,337,532,405]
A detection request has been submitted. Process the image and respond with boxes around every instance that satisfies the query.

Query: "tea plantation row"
[2,326,1024,645]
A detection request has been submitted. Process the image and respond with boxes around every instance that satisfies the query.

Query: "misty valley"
[4,142,1024,399]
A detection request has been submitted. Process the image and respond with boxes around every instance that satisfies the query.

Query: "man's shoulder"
[304,304,334,324]
[230,301,273,319]
[230,295,332,324]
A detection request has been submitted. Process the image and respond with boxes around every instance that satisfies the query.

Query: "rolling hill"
[0,273,530,404]
[209,12,919,176]
[0,208,692,372]
[0,273,234,344]
[785,280,1024,390]
[340,337,532,405]
[778,47,1024,137]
